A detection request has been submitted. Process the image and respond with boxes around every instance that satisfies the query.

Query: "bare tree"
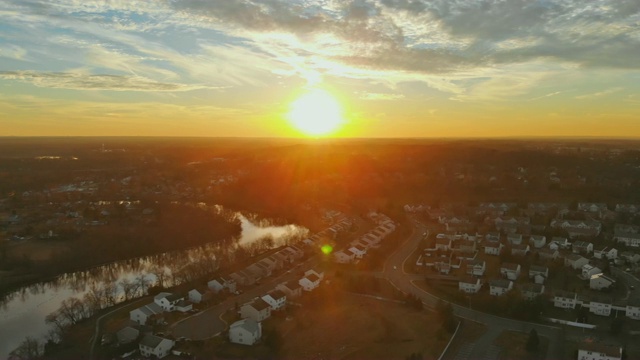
[134,274,151,297]
[120,278,136,302]
[9,336,42,360]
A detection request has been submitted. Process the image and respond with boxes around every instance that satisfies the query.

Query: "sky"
[0,0,639,138]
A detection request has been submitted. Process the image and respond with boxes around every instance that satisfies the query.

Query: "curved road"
[382,221,564,359]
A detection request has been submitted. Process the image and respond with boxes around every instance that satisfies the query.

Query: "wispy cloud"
[359,92,405,101]
[0,71,213,92]
[575,87,624,100]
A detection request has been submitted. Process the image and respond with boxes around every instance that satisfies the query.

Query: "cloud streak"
[0,71,213,92]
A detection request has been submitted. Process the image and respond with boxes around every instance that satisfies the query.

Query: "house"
[577,345,622,360]
[625,299,640,320]
[459,277,482,294]
[129,303,163,325]
[175,300,193,312]
[593,247,618,260]
[529,235,547,248]
[261,290,287,311]
[620,251,640,264]
[229,318,262,346]
[553,291,578,309]
[529,265,549,282]
[578,202,608,214]
[484,240,503,255]
[466,259,486,276]
[305,268,325,280]
[299,273,321,291]
[139,335,174,359]
[116,326,139,345]
[521,283,545,300]
[500,263,521,280]
[154,292,184,312]
[435,238,452,251]
[588,296,613,316]
[615,231,640,247]
[511,243,530,256]
[229,271,256,286]
[507,234,523,245]
[590,273,616,290]
[277,280,302,299]
[565,254,589,270]
[489,279,513,296]
[208,277,236,294]
[538,247,559,261]
[188,288,213,304]
[572,241,594,254]
[240,298,272,322]
[333,249,355,264]
[456,239,476,253]
[582,264,602,278]
[477,202,516,215]
[348,245,367,259]
[549,236,570,250]
[616,204,640,214]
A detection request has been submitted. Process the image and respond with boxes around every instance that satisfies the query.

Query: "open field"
[494,330,548,360]
[276,286,448,359]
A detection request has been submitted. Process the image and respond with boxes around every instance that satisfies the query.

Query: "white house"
[521,283,545,301]
[594,247,618,260]
[458,277,482,294]
[299,274,321,291]
[277,280,302,299]
[333,249,355,264]
[577,345,622,360]
[529,235,547,249]
[175,300,192,313]
[484,240,503,256]
[466,260,486,276]
[553,291,578,309]
[500,263,521,280]
[538,247,559,261]
[229,318,262,346]
[129,303,163,325]
[529,265,549,284]
[208,277,236,293]
[139,335,174,359]
[582,264,602,278]
[489,279,513,296]
[511,244,530,256]
[572,241,594,254]
[565,254,589,270]
[507,234,523,245]
[435,238,452,251]
[625,299,640,320]
[154,292,183,312]
[261,290,287,311]
[240,298,272,322]
[549,236,570,250]
[590,273,616,290]
[614,231,640,247]
[305,268,325,280]
[348,245,367,259]
[188,288,212,304]
[588,297,613,316]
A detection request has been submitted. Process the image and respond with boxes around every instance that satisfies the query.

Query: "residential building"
[459,277,482,294]
[277,280,302,299]
[529,235,547,248]
[565,254,589,270]
[538,247,559,260]
[466,259,486,276]
[549,236,570,250]
[261,290,287,311]
[305,268,325,280]
[529,265,549,281]
[489,279,513,296]
[588,297,613,316]
[511,243,530,256]
[129,303,163,325]
[615,231,640,247]
[616,204,640,214]
[573,241,594,255]
[229,319,262,346]
[578,202,608,213]
[139,335,174,359]
[507,234,523,245]
[593,247,618,260]
[116,327,139,345]
[435,238,452,251]
[620,251,640,264]
[500,263,521,280]
[484,240,503,255]
[577,345,622,360]
[553,291,578,309]
[154,292,183,312]
[240,298,272,322]
[521,283,545,301]
[208,277,236,294]
[590,273,616,290]
[333,249,355,264]
[299,274,321,291]
[175,300,193,312]
[582,264,602,278]
[625,299,640,320]
[188,288,212,304]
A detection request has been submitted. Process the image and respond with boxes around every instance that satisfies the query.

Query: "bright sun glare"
[287,89,345,136]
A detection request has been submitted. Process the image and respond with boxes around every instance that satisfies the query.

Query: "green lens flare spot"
[321,244,333,255]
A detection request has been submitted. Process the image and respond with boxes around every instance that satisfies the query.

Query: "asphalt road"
[381,219,565,359]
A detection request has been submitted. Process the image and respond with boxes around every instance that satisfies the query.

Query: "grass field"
[494,330,548,360]
[275,284,449,359]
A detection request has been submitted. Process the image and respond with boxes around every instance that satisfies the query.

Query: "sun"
[287,89,345,136]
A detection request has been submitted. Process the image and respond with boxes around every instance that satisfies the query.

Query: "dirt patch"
[6,240,68,262]
[494,330,548,360]
[277,286,449,359]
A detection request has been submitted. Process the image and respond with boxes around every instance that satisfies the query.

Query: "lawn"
[494,330,548,360]
[275,285,449,359]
